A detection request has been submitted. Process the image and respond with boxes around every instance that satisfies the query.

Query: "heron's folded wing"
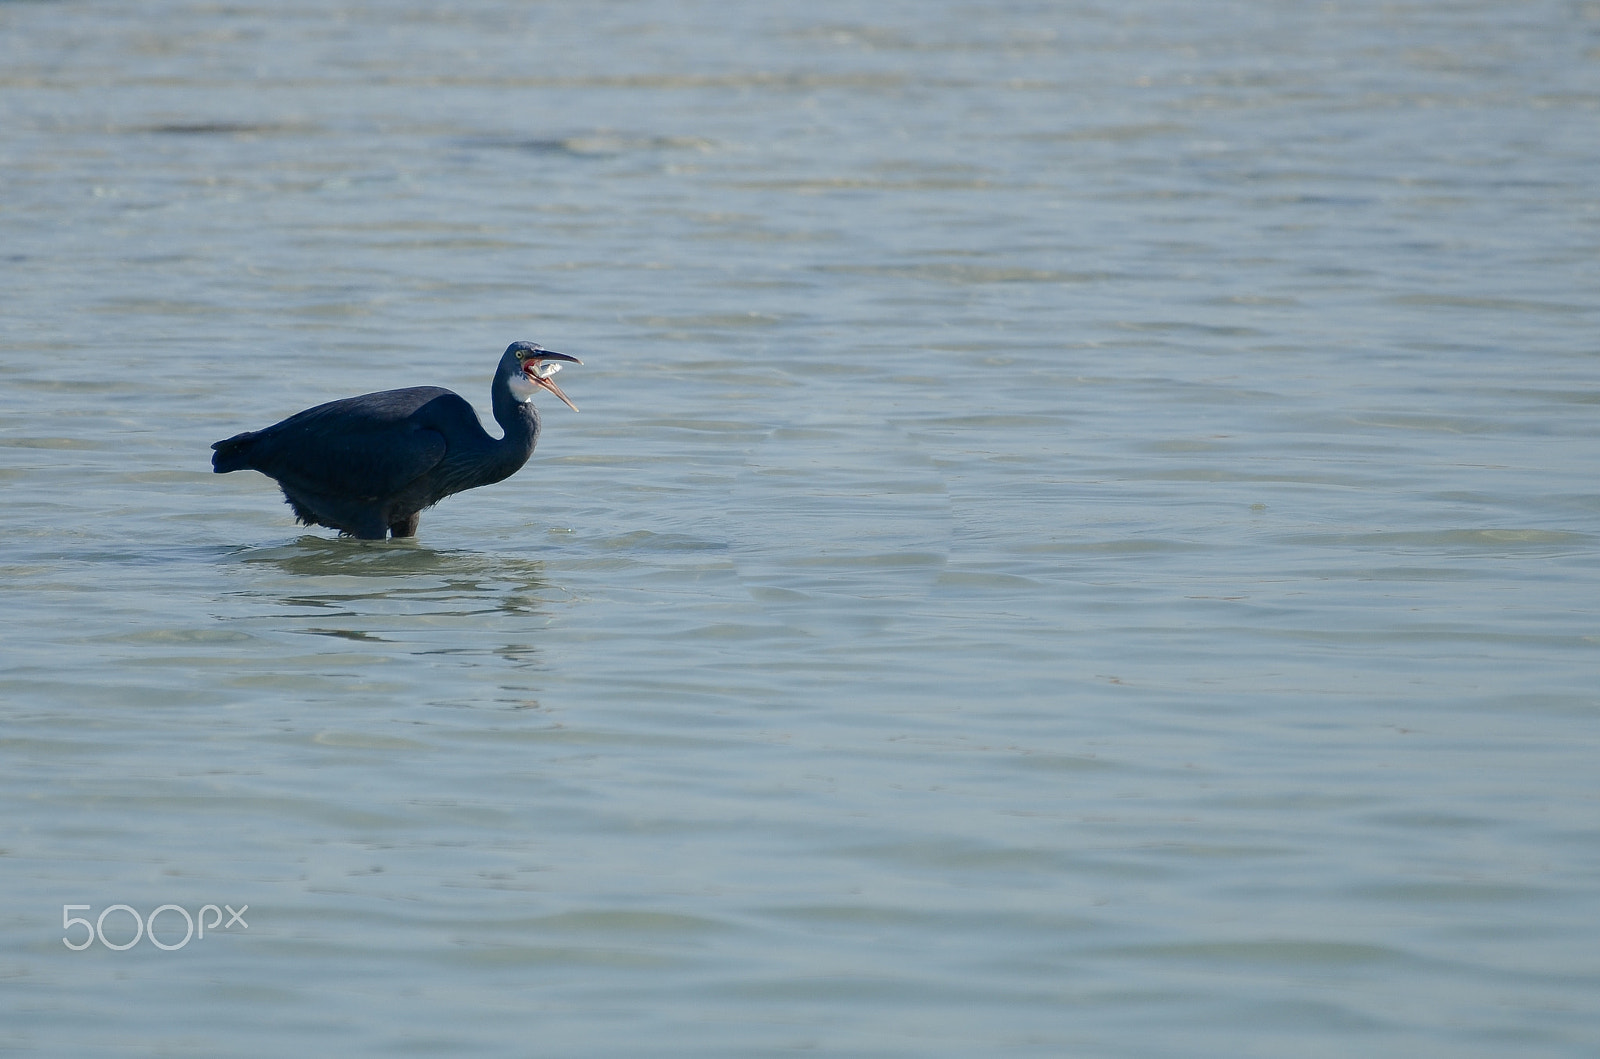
[244,391,456,501]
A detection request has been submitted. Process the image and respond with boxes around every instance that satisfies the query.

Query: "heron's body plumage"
[211,342,578,539]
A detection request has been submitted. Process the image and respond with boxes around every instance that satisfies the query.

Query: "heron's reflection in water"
[227,535,562,674]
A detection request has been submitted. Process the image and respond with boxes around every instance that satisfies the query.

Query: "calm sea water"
[3,1,1598,1055]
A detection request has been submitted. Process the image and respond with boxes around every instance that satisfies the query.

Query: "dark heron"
[211,341,581,540]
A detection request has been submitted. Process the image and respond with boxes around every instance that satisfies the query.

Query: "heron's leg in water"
[389,513,421,538]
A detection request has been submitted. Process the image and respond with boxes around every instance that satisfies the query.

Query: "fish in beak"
[523,351,582,411]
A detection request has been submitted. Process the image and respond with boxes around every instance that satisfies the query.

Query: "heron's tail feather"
[211,432,257,473]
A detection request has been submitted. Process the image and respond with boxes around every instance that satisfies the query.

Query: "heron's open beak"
[523,352,582,412]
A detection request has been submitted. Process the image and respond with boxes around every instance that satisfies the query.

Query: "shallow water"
[3,1,1599,1055]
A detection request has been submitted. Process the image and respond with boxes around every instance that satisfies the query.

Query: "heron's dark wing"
[238,387,476,501]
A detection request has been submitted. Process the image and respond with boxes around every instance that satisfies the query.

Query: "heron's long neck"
[485,370,542,476]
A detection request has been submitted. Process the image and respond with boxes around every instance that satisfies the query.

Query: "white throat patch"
[507,371,538,403]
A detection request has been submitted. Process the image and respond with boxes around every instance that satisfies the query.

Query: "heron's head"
[504,341,581,411]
